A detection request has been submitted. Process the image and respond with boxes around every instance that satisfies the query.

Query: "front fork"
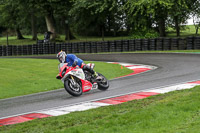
[69,75,80,88]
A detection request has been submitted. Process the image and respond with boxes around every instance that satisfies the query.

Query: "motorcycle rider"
[56,51,98,78]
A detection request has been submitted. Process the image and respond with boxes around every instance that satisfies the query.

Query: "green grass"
[0,36,37,45]
[1,85,200,133]
[0,58,132,99]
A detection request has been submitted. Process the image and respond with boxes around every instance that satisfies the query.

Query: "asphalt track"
[1,53,200,118]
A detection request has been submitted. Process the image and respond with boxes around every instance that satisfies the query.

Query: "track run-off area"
[0,53,200,125]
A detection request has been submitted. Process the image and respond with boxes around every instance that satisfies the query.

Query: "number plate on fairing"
[92,83,98,90]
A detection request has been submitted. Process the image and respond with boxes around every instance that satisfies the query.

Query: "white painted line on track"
[38,102,111,116]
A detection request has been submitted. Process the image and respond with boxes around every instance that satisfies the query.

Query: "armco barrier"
[0,37,200,56]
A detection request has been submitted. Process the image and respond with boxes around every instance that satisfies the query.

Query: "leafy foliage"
[0,0,200,39]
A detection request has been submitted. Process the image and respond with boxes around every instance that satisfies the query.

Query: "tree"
[26,0,75,41]
[0,0,26,39]
[125,0,173,37]
[168,0,197,37]
[191,0,200,35]
[70,0,124,40]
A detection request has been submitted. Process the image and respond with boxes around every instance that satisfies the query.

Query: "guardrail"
[0,36,200,56]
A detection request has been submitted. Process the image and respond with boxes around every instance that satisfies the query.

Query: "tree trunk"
[101,25,105,41]
[174,16,180,37]
[108,15,111,33]
[195,26,199,35]
[16,28,25,39]
[193,17,199,35]
[31,13,37,40]
[65,23,75,41]
[158,18,166,37]
[65,23,70,42]
[45,13,56,40]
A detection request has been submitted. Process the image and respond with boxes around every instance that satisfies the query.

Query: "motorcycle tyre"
[97,72,109,91]
[64,79,82,97]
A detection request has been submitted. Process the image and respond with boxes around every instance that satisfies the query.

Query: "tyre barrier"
[171,38,178,50]
[186,36,194,50]
[0,37,200,56]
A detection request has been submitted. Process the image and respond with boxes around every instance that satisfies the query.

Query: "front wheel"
[64,78,82,97]
[96,72,109,90]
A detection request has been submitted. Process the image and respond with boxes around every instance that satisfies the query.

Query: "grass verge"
[0,58,132,99]
[1,85,200,133]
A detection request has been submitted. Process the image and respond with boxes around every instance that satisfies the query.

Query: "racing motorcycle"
[56,63,109,96]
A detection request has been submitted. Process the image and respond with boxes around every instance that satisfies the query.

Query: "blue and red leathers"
[65,54,95,74]
[65,54,84,68]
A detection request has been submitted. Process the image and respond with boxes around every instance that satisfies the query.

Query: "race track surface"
[1,53,200,118]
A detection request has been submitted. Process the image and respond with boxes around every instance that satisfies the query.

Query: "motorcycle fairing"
[80,79,92,92]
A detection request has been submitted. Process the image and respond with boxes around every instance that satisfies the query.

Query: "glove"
[72,61,77,67]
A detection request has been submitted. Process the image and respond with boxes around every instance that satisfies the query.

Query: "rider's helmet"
[57,50,66,63]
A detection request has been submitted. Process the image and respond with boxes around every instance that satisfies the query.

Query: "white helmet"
[57,51,66,63]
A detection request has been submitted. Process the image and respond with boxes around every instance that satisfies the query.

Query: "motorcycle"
[56,63,109,96]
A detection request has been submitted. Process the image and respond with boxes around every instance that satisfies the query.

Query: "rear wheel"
[96,72,109,90]
[64,78,82,97]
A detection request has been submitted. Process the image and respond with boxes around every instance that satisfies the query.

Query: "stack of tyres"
[171,38,178,50]
[156,38,163,50]
[66,43,72,53]
[2,46,6,56]
[0,45,2,56]
[149,39,156,50]
[55,44,61,53]
[38,43,44,54]
[78,42,85,53]
[32,44,38,55]
[91,42,97,53]
[142,39,149,51]
[61,43,66,52]
[109,41,115,52]
[122,40,129,52]
[49,43,55,54]
[22,45,28,55]
[12,45,17,56]
[28,45,33,55]
[178,38,186,50]
[97,41,102,53]
[17,45,22,56]
[84,42,91,53]
[103,41,109,52]
[128,40,135,51]
[135,39,142,51]
[163,38,171,50]
[44,43,50,54]
[194,36,200,49]
[7,45,12,56]
[115,40,122,52]
[74,43,79,53]
[186,36,194,50]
